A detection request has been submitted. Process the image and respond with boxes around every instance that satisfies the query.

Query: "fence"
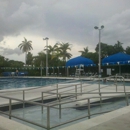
[0,75,127,130]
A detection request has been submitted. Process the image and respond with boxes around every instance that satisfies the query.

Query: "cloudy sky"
[1,0,130,62]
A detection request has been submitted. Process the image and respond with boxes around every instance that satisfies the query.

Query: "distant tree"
[125,46,130,54]
[95,43,108,56]
[18,37,33,64]
[58,42,72,62]
[105,45,115,56]
[113,41,124,53]
[33,51,46,67]
[85,52,98,64]
[0,55,5,66]
[44,43,59,60]
[79,47,89,57]
[0,55,8,67]
[26,52,33,65]
[8,60,24,67]
[95,42,115,58]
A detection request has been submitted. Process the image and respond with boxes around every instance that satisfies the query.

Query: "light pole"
[40,61,43,77]
[43,37,49,76]
[94,25,104,78]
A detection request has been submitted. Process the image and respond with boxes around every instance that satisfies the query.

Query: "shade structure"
[66,56,95,67]
[102,52,130,75]
[102,52,130,65]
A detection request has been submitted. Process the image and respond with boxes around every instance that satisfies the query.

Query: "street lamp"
[94,25,104,78]
[40,61,43,77]
[43,37,49,76]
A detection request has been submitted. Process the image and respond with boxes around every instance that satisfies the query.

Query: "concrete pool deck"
[0,116,36,130]
[0,77,130,130]
[60,105,130,130]
[1,103,130,130]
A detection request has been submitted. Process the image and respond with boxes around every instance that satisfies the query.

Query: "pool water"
[11,98,128,130]
[0,77,129,90]
[0,78,71,90]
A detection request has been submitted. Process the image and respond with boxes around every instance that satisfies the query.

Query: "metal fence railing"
[0,91,129,130]
[0,75,128,130]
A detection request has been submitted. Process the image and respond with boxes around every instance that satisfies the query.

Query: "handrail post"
[56,84,58,99]
[116,84,117,92]
[99,93,102,106]
[42,92,44,113]
[115,79,117,92]
[114,75,117,92]
[88,98,91,119]
[9,99,12,119]
[75,85,77,99]
[47,106,50,130]
[98,78,100,93]
[125,93,129,106]
[123,78,126,92]
[59,94,61,119]
[80,80,82,95]
[23,90,25,108]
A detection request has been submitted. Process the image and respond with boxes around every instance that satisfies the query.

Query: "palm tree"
[44,43,59,60]
[79,47,89,57]
[18,37,33,64]
[58,42,72,62]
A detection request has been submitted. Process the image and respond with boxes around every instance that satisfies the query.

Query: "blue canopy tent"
[102,52,130,75]
[66,56,95,67]
[66,56,96,76]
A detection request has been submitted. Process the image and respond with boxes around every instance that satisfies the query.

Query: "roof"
[102,52,130,65]
[66,56,95,67]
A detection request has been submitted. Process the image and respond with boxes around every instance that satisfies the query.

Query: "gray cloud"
[1,0,130,57]
[0,0,41,37]
[0,47,22,55]
[102,8,130,47]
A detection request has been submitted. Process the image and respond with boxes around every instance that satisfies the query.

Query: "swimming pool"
[1,77,130,130]
[0,78,71,90]
[0,77,129,90]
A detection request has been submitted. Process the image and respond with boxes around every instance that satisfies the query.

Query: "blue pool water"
[0,78,71,90]
[0,77,129,90]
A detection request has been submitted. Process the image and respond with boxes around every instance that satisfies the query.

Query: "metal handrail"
[0,90,129,130]
[0,75,127,130]
[0,95,50,129]
[0,78,85,106]
[47,92,129,106]
[0,95,48,107]
[40,75,125,106]
[47,92,129,129]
